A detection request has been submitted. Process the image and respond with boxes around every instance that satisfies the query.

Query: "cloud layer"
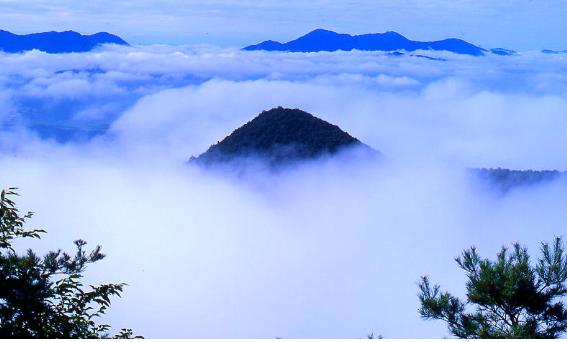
[1,46,567,337]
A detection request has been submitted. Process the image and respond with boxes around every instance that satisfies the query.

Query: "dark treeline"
[473,168,564,192]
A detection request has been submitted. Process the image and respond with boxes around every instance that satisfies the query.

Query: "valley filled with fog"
[1,45,566,338]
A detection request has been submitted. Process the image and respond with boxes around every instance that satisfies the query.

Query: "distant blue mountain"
[489,48,516,56]
[542,49,567,54]
[244,29,486,56]
[386,51,446,61]
[0,30,128,53]
[411,54,447,61]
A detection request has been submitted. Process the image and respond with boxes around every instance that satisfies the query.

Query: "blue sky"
[0,0,566,50]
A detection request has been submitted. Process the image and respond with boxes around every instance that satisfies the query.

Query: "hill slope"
[191,107,377,167]
[244,29,485,56]
[0,30,128,53]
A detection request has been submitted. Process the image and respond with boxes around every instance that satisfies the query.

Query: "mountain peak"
[305,28,341,36]
[382,31,404,37]
[243,29,485,55]
[191,107,377,167]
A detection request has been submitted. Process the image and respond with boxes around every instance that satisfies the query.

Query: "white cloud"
[0,90,16,123]
[106,73,567,170]
[3,148,565,338]
[1,46,567,338]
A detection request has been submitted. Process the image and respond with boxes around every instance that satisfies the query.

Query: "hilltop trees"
[0,188,139,338]
[191,107,377,167]
[418,238,567,338]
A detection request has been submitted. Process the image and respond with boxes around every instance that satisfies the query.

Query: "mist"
[1,46,566,338]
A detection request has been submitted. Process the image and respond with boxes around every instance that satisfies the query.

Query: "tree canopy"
[191,107,376,167]
[418,237,567,338]
[0,187,140,338]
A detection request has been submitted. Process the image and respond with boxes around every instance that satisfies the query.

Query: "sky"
[1,0,567,50]
[1,1,567,339]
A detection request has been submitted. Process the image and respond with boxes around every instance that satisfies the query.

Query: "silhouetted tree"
[0,187,141,338]
[418,237,567,338]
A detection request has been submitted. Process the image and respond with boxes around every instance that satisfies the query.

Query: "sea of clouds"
[1,45,567,338]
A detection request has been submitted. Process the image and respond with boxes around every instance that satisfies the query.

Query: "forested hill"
[191,107,378,167]
[472,168,565,192]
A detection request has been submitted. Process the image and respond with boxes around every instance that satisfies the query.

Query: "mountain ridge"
[244,29,487,56]
[472,168,565,193]
[0,29,128,53]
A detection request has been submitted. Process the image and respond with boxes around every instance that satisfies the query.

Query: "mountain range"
[0,30,128,53]
[244,29,488,56]
[2,28,565,56]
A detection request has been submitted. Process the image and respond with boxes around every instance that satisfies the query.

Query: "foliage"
[192,107,377,166]
[474,168,562,193]
[418,237,567,338]
[0,187,141,338]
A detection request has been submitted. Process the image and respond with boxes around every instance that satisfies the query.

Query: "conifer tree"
[419,238,567,338]
[0,188,140,338]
